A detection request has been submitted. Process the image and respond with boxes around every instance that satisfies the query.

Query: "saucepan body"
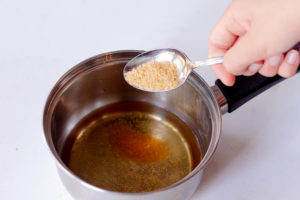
[43,50,223,200]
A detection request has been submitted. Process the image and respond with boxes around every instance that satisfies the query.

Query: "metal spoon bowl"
[123,49,223,92]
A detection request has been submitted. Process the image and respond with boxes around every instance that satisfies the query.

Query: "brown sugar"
[125,60,179,91]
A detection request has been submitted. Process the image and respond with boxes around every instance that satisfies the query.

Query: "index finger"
[208,3,248,85]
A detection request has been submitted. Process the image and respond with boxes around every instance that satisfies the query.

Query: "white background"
[1,0,299,199]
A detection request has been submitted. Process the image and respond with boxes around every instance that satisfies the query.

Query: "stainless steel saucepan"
[43,50,299,200]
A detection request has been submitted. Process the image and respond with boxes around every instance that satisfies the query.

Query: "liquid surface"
[61,102,201,193]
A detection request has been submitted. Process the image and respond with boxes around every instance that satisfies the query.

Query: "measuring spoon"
[123,48,223,92]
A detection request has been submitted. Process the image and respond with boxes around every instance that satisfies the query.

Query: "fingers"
[258,54,283,77]
[278,49,300,77]
[208,4,248,86]
[243,61,263,76]
[223,28,268,75]
[208,5,247,58]
[208,0,300,85]
[211,64,236,86]
[213,50,299,85]
[241,50,300,78]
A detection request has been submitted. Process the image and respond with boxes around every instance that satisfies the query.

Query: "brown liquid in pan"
[61,102,201,192]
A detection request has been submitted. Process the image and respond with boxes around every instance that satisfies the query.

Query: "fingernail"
[286,50,299,64]
[248,63,262,72]
[268,55,282,66]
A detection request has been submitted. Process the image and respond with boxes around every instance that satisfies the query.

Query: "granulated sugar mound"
[125,60,179,91]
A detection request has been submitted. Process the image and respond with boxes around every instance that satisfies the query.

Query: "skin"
[208,0,300,86]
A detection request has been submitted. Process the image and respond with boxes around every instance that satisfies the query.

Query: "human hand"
[208,0,300,86]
